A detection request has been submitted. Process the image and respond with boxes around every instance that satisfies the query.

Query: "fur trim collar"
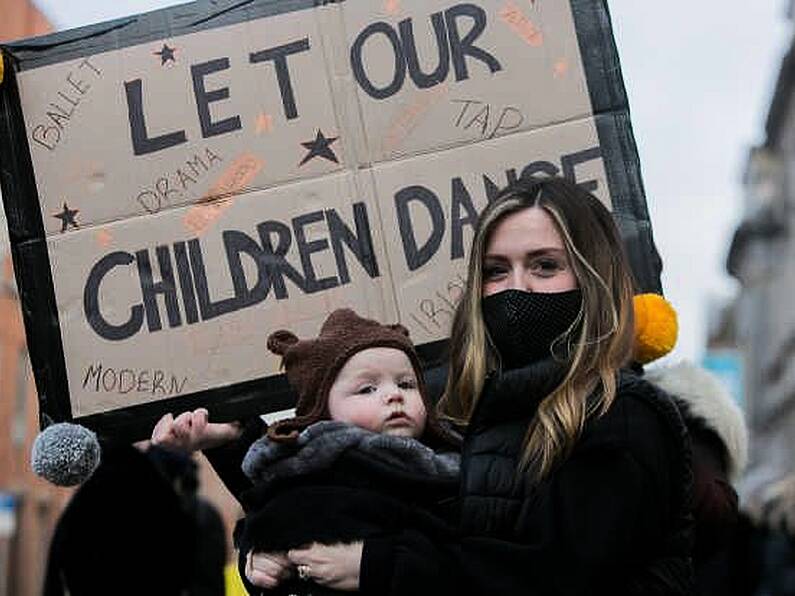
[242,420,460,486]
[645,361,748,482]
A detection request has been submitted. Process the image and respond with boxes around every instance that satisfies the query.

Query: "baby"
[235,309,460,594]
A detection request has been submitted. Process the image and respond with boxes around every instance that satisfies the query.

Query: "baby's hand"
[151,408,242,453]
[245,551,294,589]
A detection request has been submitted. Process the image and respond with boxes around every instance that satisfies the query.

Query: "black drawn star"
[54,202,80,233]
[299,129,340,166]
[154,43,177,65]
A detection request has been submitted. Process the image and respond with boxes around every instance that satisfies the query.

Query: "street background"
[1,1,793,594]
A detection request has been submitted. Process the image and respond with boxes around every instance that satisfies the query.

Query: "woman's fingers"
[245,551,280,589]
[287,542,362,591]
[246,551,294,588]
[287,546,311,565]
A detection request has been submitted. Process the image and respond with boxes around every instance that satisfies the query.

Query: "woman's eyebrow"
[524,248,566,258]
[485,247,565,259]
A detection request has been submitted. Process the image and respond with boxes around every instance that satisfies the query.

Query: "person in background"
[646,361,748,595]
[634,292,749,596]
[739,475,795,595]
[33,423,226,596]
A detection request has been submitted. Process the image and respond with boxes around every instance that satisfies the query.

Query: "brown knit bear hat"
[266,309,459,449]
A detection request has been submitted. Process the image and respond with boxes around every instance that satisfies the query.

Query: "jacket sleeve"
[689,426,739,560]
[361,413,692,595]
[361,529,462,595]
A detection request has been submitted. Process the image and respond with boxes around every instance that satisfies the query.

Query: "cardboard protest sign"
[0,0,661,440]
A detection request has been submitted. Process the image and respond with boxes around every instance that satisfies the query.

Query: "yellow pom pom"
[633,293,678,364]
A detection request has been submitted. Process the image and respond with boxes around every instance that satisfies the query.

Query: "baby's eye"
[356,385,377,395]
[398,379,417,390]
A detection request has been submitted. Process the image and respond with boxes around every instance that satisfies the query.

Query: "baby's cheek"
[348,407,384,433]
[413,400,428,428]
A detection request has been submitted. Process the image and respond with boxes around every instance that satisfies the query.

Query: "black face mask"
[482,289,582,369]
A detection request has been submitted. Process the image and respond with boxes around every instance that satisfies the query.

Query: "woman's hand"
[245,551,294,589]
[288,542,363,591]
[151,408,242,453]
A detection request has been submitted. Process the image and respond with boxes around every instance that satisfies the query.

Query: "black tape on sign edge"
[570,0,629,116]
[570,0,662,294]
[594,111,663,294]
[1,0,346,71]
[0,58,72,424]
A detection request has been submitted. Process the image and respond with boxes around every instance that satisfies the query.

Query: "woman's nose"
[507,267,529,292]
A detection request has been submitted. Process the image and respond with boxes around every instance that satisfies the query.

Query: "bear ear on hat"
[267,330,300,356]
[387,323,411,339]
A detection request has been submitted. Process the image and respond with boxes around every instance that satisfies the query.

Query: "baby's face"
[327,347,427,439]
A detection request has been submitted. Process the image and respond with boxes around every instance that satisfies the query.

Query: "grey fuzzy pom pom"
[31,423,101,486]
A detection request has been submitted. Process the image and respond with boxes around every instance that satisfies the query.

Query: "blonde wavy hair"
[438,177,636,481]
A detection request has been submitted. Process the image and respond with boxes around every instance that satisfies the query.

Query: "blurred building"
[726,11,795,499]
[0,0,50,42]
[702,295,744,409]
[0,2,241,593]
[1,6,64,596]
[0,256,74,596]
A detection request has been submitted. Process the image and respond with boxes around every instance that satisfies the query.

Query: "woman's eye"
[483,264,507,280]
[533,259,563,275]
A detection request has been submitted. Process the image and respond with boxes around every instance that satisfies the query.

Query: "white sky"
[11,0,793,362]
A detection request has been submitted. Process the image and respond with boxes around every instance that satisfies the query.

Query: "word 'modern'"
[82,362,188,396]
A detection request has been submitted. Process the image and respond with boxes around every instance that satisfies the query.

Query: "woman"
[283,176,693,595]
[160,176,694,594]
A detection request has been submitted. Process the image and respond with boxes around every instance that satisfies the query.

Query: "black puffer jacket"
[360,359,694,596]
